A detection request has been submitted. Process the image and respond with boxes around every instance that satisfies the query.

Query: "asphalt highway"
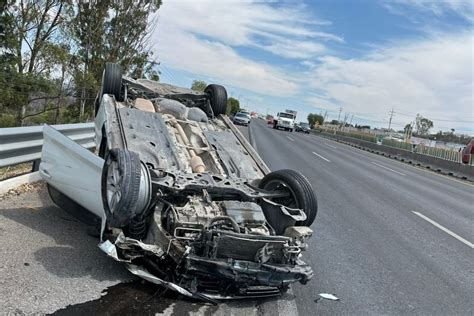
[1,119,472,315]
[242,118,473,315]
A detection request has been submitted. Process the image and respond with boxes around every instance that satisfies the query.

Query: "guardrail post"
[32,159,41,172]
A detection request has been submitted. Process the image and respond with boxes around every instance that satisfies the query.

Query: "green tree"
[415,114,433,136]
[191,80,207,92]
[1,0,69,125]
[307,113,324,128]
[226,97,240,115]
[69,0,162,118]
[0,0,163,127]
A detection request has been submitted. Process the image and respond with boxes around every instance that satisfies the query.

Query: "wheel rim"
[106,158,122,214]
[135,162,152,214]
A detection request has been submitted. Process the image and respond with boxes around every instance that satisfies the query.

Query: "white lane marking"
[312,151,331,162]
[287,136,295,141]
[412,211,474,249]
[371,161,406,176]
[325,143,337,149]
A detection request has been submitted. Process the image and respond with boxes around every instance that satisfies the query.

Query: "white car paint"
[40,125,105,218]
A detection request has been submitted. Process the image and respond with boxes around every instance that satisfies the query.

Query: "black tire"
[259,169,317,226]
[205,84,227,116]
[101,148,142,227]
[47,184,100,226]
[102,62,123,101]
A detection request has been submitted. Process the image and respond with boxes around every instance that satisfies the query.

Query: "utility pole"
[341,113,349,131]
[349,114,354,126]
[323,110,328,123]
[409,120,415,139]
[337,107,342,123]
[388,108,395,131]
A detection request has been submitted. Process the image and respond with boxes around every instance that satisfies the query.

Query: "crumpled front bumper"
[185,255,313,288]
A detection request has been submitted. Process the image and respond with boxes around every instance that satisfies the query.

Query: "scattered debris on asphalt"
[315,293,340,303]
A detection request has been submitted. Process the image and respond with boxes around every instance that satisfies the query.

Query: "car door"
[39,125,105,218]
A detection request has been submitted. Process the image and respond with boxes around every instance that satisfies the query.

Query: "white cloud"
[155,1,340,47]
[385,0,474,22]
[151,1,473,133]
[254,38,326,59]
[306,32,474,131]
[154,27,298,95]
[151,0,339,95]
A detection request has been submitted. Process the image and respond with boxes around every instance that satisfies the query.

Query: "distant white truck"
[273,110,297,132]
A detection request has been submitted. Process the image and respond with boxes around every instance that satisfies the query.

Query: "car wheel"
[259,169,317,227]
[205,84,227,116]
[102,62,123,101]
[101,148,151,227]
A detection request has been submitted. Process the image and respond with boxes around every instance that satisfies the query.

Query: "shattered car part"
[318,293,340,301]
[40,62,318,301]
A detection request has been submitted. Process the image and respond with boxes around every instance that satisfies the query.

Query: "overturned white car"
[40,63,318,302]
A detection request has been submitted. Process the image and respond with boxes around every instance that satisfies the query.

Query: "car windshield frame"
[279,113,294,119]
[235,113,250,119]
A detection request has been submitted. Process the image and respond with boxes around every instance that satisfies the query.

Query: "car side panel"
[40,125,105,218]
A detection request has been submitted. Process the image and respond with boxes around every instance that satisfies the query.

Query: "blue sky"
[151,0,473,134]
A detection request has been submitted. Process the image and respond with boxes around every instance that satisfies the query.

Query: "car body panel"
[40,125,105,218]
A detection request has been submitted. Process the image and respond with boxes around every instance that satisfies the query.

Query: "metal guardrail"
[316,128,471,166]
[414,144,462,163]
[0,123,95,168]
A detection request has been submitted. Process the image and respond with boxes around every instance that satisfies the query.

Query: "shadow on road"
[0,187,130,282]
[0,186,283,314]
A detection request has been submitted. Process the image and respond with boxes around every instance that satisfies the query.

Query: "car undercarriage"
[40,63,318,303]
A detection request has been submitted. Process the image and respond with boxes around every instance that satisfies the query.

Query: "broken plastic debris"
[318,293,339,301]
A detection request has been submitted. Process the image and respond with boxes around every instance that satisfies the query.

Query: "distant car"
[273,112,296,132]
[461,139,474,164]
[233,112,251,126]
[267,116,274,124]
[295,123,310,134]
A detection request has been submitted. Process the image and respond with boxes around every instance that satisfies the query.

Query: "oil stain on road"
[50,280,214,315]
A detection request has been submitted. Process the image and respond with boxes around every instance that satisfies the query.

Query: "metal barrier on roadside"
[413,144,462,163]
[318,131,474,181]
[0,123,95,168]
